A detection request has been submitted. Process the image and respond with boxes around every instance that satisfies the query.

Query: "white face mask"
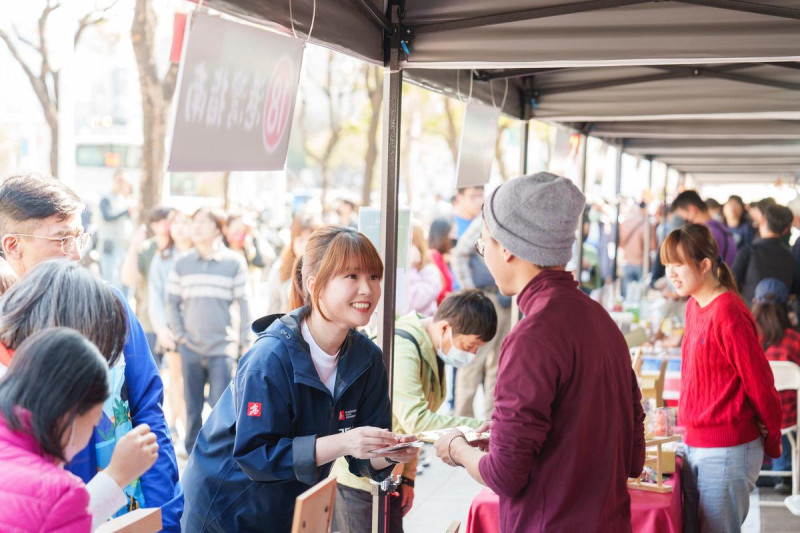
[437,327,474,368]
[63,418,81,463]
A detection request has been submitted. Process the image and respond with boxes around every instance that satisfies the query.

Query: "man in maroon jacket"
[435,172,646,532]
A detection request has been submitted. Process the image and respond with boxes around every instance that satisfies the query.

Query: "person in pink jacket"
[0,327,157,532]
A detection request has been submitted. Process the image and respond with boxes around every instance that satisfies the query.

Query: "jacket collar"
[517,269,579,315]
[256,307,372,400]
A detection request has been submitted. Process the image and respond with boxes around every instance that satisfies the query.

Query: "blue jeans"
[773,433,794,473]
[100,240,126,292]
[685,438,763,533]
[180,345,233,454]
[622,264,643,298]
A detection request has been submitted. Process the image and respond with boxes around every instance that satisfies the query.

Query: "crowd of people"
[0,169,796,533]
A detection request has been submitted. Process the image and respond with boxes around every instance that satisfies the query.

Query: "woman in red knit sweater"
[662,224,782,532]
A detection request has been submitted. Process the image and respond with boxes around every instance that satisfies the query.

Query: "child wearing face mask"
[330,289,498,532]
[0,328,158,532]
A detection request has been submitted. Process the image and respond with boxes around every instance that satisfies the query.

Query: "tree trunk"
[443,98,460,165]
[139,92,167,217]
[223,171,231,210]
[132,0,179,221]
[48,120,59,178]
[361,65,382,207]
[495,122,510,182]
[321,164,329,214]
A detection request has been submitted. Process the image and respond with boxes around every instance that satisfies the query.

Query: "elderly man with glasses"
[0,172,183,531]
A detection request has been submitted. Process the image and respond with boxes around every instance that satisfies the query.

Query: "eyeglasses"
[474,237,486,257]
[5,233,92,256]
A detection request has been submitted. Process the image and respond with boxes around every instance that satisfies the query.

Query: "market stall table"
[466,458,683,533]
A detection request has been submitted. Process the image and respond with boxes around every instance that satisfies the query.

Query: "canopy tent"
[192,2,800,528]
[206,0,800,184]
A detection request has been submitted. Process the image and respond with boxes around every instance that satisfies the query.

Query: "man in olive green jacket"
[330,290,498,532]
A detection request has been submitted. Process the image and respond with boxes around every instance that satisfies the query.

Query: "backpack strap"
[395,329,422,359]
[395,328,444,388]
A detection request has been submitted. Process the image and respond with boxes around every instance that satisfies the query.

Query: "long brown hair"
[660,223,738,293]
[289,226,384,319]
[279,215,318,283]
[753,301,791,348]
[411,224,431,268]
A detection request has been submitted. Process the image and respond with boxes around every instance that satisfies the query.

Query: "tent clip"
[399,26,413,58]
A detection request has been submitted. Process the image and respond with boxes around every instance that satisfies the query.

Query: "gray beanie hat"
[483,172,585,266]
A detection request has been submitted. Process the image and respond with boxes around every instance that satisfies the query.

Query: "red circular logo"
[262,56,295,154]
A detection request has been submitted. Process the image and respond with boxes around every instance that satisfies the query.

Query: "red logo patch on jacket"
[247,402,262,417]
[339,410,345,421]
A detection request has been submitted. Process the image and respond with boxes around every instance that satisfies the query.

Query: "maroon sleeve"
[629,368,646,477]
[722,317,783,458]
[478,330,561,498]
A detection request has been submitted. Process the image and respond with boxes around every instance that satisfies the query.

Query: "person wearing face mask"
[0,328,159,532]
[331,289,497,532]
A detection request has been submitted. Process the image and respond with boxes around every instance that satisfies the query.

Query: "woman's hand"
[156,327,176,352]
[104,424,159,489]
[340,427,398,459]
[381,445,419,465]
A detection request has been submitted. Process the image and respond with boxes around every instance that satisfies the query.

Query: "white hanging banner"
[168,13,303,172]
[455,101,500,189]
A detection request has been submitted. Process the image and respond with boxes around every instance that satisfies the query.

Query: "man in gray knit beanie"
[435,172,645,532]
[483,171,585,270]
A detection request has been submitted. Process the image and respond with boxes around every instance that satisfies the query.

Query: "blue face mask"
[437,327,474,368]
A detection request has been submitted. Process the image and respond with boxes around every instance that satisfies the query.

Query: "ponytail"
[715,261,738,293]
[288,255,305,311]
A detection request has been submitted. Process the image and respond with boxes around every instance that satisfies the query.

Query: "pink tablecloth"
[467,458,683,533]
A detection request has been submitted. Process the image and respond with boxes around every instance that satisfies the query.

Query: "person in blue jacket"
[181,225,418,532]
[0,174,183,530]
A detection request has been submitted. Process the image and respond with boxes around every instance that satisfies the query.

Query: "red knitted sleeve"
[721,316,783,458]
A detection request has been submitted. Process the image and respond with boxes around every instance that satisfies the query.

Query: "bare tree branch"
[11,23,43,56]
[0,28,55,122]
[75,0,121,46]
[37,1,61,103]
[161,61,179,101]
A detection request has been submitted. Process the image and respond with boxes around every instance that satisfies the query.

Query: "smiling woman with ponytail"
[181,225,419,533]
[661,223,782,530]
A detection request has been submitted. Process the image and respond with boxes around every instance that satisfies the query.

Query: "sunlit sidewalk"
[403,444,483,533]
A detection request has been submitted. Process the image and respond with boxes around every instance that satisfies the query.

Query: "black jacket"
[733,237,797,305]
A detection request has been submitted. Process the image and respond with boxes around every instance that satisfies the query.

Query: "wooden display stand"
[291,477,337,533]
[638,358,668,407]
[95,508,161,533]
[628,435,681,493]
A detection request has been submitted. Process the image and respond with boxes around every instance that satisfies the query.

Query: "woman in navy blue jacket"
[181,226,417,532]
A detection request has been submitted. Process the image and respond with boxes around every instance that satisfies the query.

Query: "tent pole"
[663,164,670,231]
[576,133,589,286]
[612,142,623,285]
[519,120,530,175]
[373,5,402,533]
[643,156,653,276]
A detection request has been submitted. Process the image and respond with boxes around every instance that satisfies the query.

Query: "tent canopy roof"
[206,0,800,183]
